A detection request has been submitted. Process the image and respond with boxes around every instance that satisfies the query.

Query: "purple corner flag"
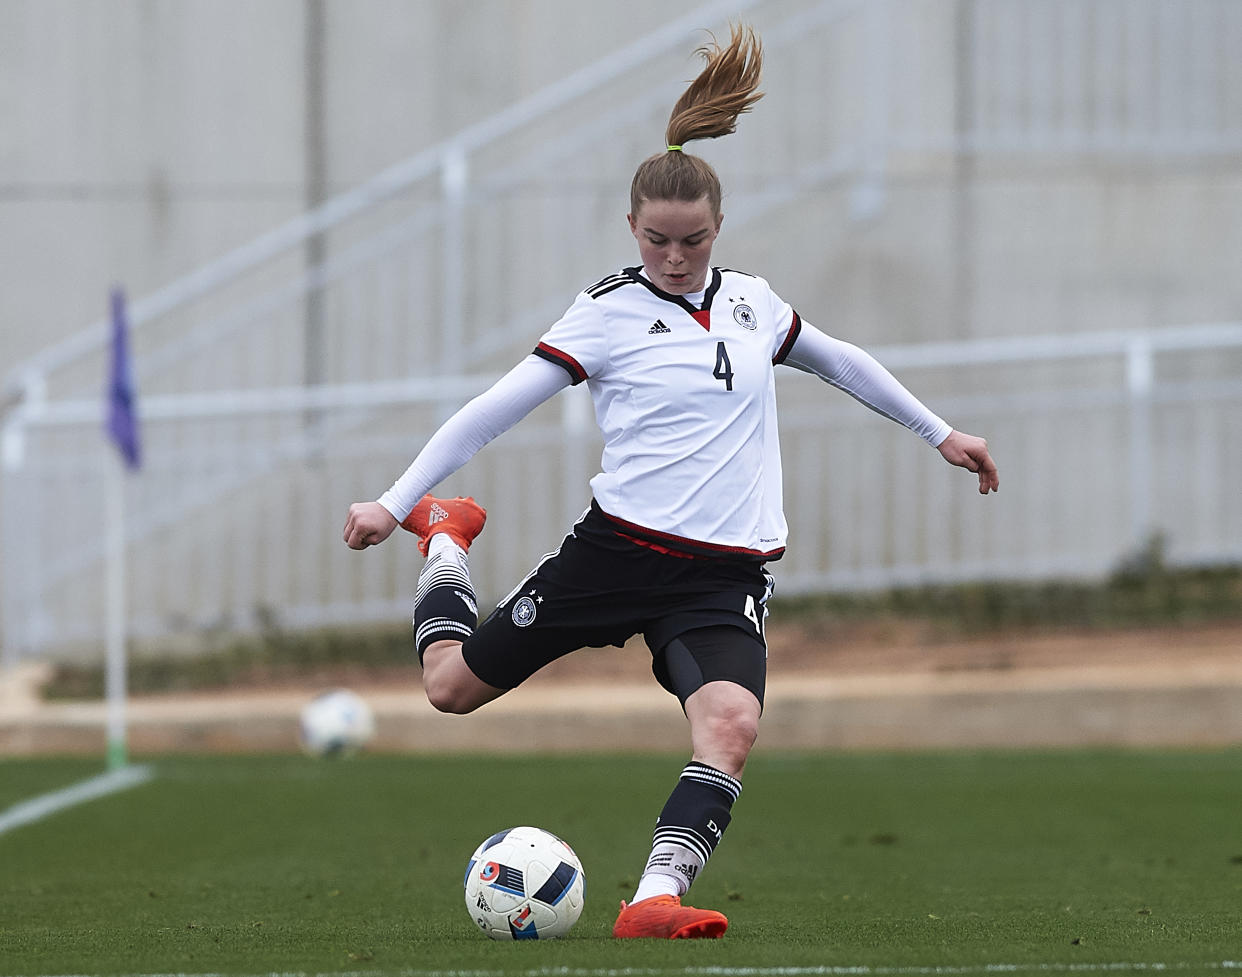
[106,287,141,469]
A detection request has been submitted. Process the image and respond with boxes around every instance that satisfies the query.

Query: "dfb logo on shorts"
[511,596,537,627]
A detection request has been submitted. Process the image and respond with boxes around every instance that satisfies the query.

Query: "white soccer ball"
[299,689,375,757]
[463,825,586,940]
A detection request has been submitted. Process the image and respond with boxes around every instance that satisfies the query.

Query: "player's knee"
[424,660,481,715]
[695,702,759,775]
[424,677,477,714]
[421,642,477,714]
[424,685,459,714]
[422,648,505,715]
[720,710,760,761]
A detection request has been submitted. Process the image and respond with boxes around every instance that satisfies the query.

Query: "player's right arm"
[343,355,571,549]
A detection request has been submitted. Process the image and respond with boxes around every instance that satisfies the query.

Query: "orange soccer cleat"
[400,494,487,556]
[612,895,728,939]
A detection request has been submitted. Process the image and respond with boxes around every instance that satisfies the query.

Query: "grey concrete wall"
[0,0,679,370]
[4,0,1240,373]
[3,1,303,366]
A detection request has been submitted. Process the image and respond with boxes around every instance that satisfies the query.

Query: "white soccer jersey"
[533,266,801,559]
[378,266,952,561]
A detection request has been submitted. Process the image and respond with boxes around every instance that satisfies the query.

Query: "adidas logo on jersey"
[648,319,671,334]
[428,502,449,525]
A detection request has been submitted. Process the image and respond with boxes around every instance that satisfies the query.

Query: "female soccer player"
[343,24,998,939]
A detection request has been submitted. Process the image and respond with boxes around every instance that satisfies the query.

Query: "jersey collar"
[626,266,722,330]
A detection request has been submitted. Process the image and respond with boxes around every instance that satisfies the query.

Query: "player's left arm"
[782,321,998,493]
[934,429,999,495]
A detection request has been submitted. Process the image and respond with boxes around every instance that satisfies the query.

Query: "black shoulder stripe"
[590,279,632,300]
[716,267,758,279]
[586,273,633,299]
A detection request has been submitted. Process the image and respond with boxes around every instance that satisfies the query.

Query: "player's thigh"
[462,564,642,691]
[652,623,767,710]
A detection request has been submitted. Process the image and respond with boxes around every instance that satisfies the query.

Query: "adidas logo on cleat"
[401,494,487,556]
[648,320,671,335]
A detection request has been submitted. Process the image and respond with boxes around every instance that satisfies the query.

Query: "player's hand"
[937,430,999,495]
[343,501,399,549]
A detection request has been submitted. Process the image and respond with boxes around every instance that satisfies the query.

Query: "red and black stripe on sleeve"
[772,311,802,365]
[533,342,589,385]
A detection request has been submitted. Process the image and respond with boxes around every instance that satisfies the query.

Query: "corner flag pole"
[104,287,141,771]
[104,454,128,770]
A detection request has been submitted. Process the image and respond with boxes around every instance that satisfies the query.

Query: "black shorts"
[461,502,772,707]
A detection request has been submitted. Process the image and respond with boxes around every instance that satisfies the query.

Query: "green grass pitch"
[1,750,1240,976]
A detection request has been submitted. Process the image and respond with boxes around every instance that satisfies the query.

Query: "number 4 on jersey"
[713,341,734,391]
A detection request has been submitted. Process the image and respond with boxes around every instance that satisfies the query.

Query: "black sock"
[642,761,741,893]
[412,544,477,664]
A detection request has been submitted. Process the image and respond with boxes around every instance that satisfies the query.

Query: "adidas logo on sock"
[428,502,449,525]
[648,319,671,334]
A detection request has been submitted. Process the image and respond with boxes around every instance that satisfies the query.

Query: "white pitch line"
[372,965,1242,977]
[11,961,1242,977]
[0,763,154,836]
[369,963,1242,977]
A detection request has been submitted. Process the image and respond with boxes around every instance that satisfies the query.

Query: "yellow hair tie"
[666,144,683,152]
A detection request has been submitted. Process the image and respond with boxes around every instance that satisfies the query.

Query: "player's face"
[628,196,722,295]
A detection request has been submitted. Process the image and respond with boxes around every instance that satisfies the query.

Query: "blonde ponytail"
[630,23,764,218]
[666,23,764,148]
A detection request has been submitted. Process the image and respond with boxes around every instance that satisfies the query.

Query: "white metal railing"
[3,0,1241,661]
[4,321,1239,662]
[775,321,1242,591]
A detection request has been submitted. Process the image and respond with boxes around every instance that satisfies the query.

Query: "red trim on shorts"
[597,504,785,561]
[616,533,697,559]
